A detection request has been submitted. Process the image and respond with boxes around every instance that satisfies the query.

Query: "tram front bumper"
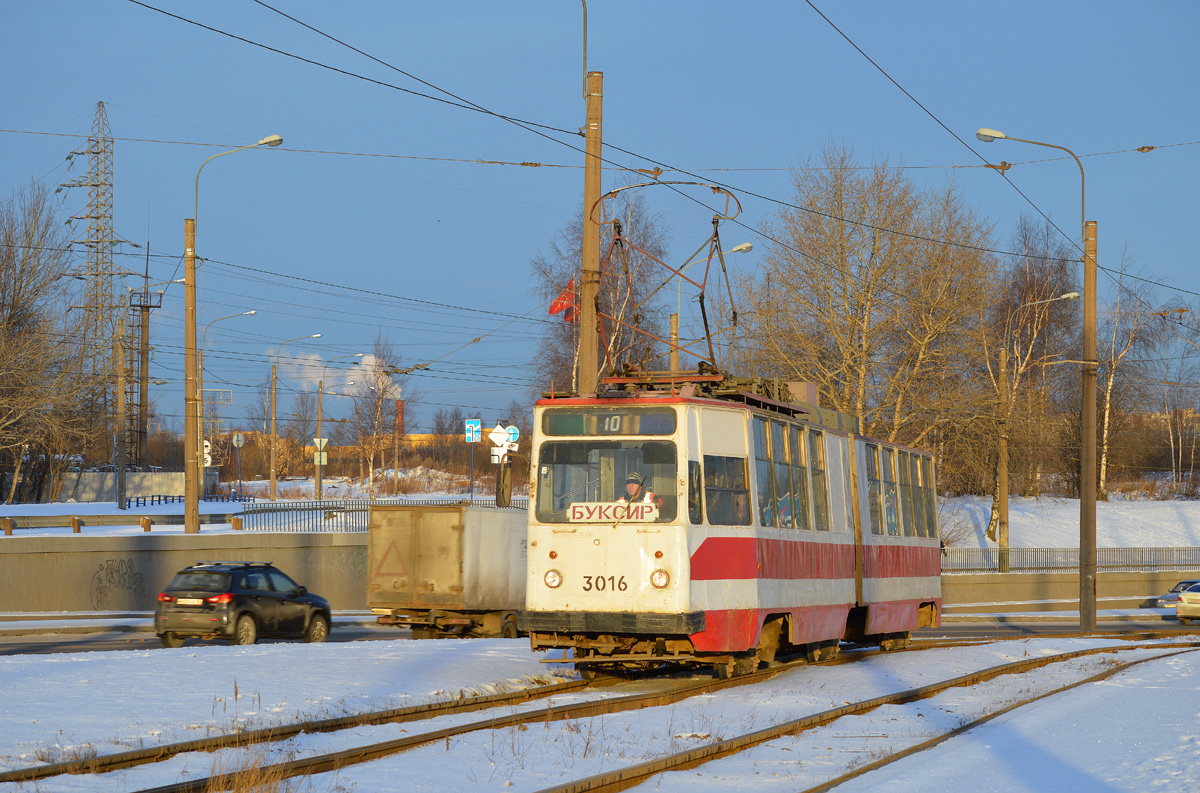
[519,609,704,636]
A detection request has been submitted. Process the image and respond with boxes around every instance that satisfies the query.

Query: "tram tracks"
[531,640,1200,793]
[6,635,1191,792]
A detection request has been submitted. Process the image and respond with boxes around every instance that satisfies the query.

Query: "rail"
[943,546,1200,574]
[239,496,530,533]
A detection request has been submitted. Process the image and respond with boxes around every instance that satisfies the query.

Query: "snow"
[0,637,1196,792]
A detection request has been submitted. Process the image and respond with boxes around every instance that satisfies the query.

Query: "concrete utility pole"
[1081,220,1098,631]
[184,218,200,533]
[997,346,1008,572]
[184,133,282,533]
[270,362,278,501]
[578,70,603,394]
[976,128,1097,632]
[115,315,126,510]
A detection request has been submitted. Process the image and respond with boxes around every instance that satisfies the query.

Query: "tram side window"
[921,456,938,538]
[909,454,927,537]
[881,447,900,536]
[864,443,884,535]
[790,426,810,530]
[688,460,703,524]
[898,451,916,537]
[772,422,794,528]
[809,428,830,531]
[704,455,751,526]
[753,418,776,527]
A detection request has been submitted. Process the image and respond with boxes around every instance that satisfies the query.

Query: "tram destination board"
[542,406,675,436]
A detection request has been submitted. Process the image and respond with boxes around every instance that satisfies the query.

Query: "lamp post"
[978,127,1097,631]
[185,134,282,534]
[317,354,363,499]
[270,333,322,501]
[996,291,1080,571]
[199,310,256,491]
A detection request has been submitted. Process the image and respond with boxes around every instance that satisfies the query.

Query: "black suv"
[155,561,331,648]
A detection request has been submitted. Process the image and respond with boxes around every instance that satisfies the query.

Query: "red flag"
[549,278,576,322]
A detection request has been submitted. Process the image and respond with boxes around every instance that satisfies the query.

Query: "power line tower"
[62,101,122,462]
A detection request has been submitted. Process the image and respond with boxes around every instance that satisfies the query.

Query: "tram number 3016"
[582,575,628,592]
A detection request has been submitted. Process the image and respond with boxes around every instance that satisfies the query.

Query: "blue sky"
[2,1,1196,436]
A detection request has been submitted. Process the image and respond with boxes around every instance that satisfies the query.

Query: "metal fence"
[239,497,530,533]
[943,546,1200,574]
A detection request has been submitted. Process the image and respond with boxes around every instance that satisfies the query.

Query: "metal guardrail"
[943,546,1200,574]
[239,497,530,533]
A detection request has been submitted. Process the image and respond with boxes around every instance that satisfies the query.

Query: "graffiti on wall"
[337,546,368,580]
[90,559,147,610]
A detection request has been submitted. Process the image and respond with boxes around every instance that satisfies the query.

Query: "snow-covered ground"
[0,636,1196,792]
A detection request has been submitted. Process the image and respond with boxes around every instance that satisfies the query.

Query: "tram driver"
[618,471,662,509]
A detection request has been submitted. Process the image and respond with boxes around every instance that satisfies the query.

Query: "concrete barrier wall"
[56,472,188,502]
[941,569,1200,612]
[1,532,1197,615]
[0,534,368,612]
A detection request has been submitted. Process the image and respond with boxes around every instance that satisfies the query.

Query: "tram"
[520,375,942,677]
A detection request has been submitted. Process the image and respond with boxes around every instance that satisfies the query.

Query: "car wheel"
[1180,617,1191,625]
[233,615,258,645]
[305,614,330,643]
[160,632,184,649]
[501,615,519,639]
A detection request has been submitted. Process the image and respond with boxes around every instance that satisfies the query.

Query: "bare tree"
[1096,252,1164,499]
[738,143,996,448]
[0,181,93,503]
[349,333,413,497]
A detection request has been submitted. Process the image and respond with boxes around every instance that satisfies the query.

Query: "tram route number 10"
[582,575,628,592]
[598,414,624,434]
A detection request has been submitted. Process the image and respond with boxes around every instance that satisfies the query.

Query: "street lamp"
[198,310,257,488]
[977,127,1097,631]
[184,134,283,533]
[995,291,1080,570]
[270,333,322,501]
[316,353,363,499]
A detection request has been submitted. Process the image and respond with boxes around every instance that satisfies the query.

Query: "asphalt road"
[0,623,411,656]
[3,618,1196,656]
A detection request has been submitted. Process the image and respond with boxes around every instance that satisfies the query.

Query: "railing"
[943,546,1200,574]
[240,497,529,533]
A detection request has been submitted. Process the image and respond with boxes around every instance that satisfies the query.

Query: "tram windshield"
[535,440,678,523]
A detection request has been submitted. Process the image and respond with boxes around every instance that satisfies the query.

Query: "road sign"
[203,453,213,467]
[505,425,520,443]
[465,419,481,443]
[505,441,519,452]
[203,439,211,454]
[488,424,509,447]
[231,432,245,448]
[313,437,328,450]
[314,451,327,465]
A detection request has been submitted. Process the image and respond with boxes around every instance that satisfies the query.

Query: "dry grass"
[207,748,357,793]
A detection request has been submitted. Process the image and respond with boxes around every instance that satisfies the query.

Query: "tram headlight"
[650,569,670,589]
[544,569,563,589]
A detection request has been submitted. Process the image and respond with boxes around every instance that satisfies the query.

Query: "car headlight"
[650,569,670,589]
[544,569,563,588]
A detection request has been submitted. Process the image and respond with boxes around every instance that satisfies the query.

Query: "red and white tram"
[521,377,942,677]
